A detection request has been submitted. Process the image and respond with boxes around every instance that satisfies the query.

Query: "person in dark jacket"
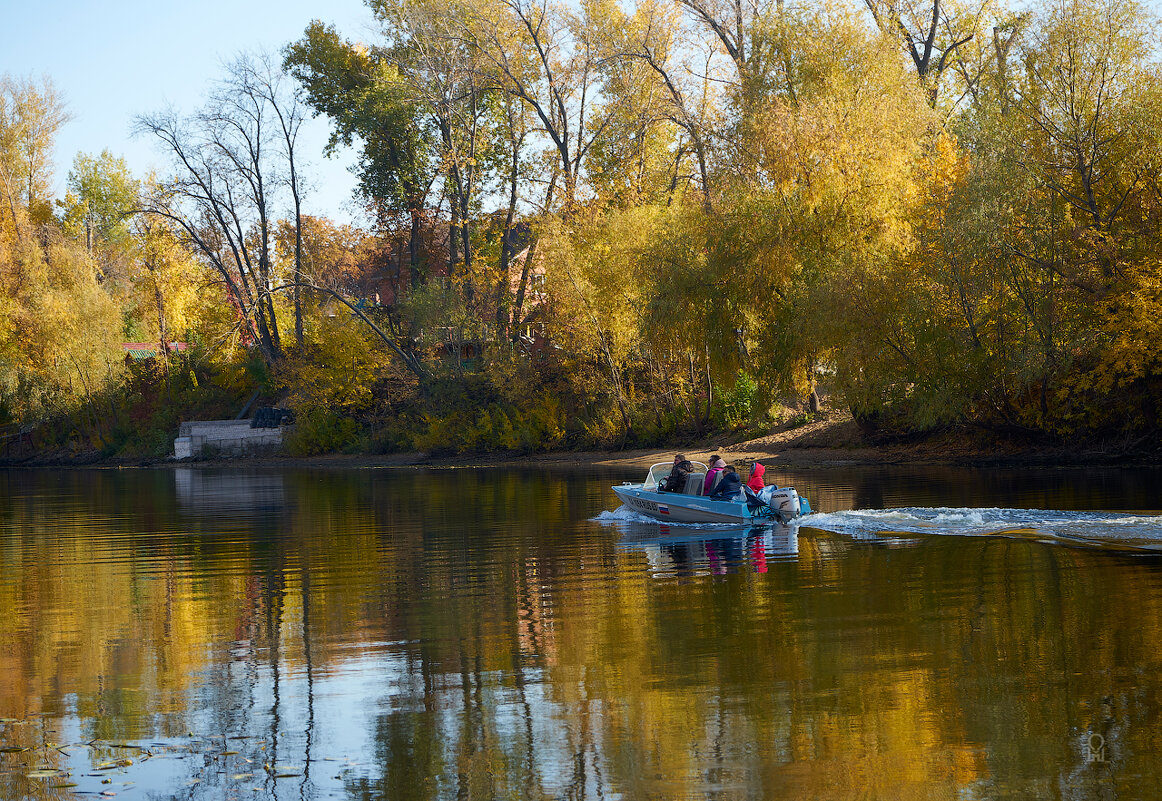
[659,454,695,492]
[709,465,743,500]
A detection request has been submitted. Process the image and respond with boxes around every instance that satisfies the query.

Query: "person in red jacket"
[746,462,766,492]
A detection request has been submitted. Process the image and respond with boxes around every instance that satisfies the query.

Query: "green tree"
[59,150,139,255]
[285,21,437,282]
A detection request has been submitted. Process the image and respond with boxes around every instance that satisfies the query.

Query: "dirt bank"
[5,409,1155,471]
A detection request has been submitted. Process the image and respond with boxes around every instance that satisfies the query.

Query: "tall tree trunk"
[151,267,169,374]
[510,237,537,340]
[291,181,304,349]
[688,351,701,428]
[605,343,632,444]
[0,173,23,244]
[409,207,422,291]
[448,191,460,277]
[644,346,664,430]
[495,174,518,342]
[460,193,472,272]
[703,344,714,427]
[511,176,555,340]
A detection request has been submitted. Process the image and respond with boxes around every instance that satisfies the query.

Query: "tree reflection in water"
[0,465,1161,799]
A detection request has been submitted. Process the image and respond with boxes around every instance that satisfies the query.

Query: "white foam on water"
[802,507,1162,550]
[593,506,658,524]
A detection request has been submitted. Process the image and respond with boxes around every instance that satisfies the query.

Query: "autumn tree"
[129,182,216,363]
[137,56,300,365]
[708,3,935,419]
[230,54,312,349]
[861,0,1000,108]
[620,0,721,208]
[367,0,494,281]
[286,22,438,285]
[60,151,137,248]
[1005,0,1162,433]
[466,0,627,212]
[1010,0,1151,260]
[0,76,124,441]
[847,0,1162,438]
[0,75,70,231]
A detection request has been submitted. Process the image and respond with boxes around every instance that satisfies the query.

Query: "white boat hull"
[613,485,773,524]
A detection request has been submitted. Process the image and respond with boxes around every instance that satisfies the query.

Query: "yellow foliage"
[1090,263,1162,392]
[0,231,124,423]
[274,310,383,414]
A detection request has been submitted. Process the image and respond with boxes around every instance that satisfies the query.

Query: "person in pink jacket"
[703,455,726,494]
[746,462,766,492]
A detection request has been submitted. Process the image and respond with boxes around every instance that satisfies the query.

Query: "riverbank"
[4,409,1158,470]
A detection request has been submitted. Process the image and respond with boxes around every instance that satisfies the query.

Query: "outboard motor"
[767,487,802,519]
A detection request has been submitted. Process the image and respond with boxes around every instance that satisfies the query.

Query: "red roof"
[122,342,189,360]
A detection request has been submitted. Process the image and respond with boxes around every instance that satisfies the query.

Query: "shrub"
[716,370,759,429]
[283,408,361,456]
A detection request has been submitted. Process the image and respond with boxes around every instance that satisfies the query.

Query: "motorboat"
[612,462,812,524]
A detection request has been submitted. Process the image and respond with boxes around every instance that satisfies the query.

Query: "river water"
[2,464,1162,800]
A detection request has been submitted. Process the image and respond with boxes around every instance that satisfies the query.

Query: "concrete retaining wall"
[174,419,289,459]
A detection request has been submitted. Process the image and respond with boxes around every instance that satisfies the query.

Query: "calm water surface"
[2,464,1162,800]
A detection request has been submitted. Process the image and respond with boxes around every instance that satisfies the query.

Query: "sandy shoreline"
[3,413,1156,470]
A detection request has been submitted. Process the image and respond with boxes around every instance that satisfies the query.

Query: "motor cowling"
[767,487,801,518]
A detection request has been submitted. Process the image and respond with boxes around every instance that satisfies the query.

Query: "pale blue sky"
[2,0,377,223]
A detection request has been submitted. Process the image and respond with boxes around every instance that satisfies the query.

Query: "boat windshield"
[643,461,709,491]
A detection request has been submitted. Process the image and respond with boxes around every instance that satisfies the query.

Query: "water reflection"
[2,466,1162,799]
[174,467,288,519]
[611,522,798,577]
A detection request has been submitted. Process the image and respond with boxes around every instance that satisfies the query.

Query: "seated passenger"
[659,454,694,492]
[746,462,766,492]
[703,455,726,494]
[709,465,743,500]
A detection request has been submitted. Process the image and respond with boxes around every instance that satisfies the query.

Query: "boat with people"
[612,460,812,524]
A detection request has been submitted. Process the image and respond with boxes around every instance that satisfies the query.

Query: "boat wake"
[593,506,659,524]
[803,507,1162,551]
